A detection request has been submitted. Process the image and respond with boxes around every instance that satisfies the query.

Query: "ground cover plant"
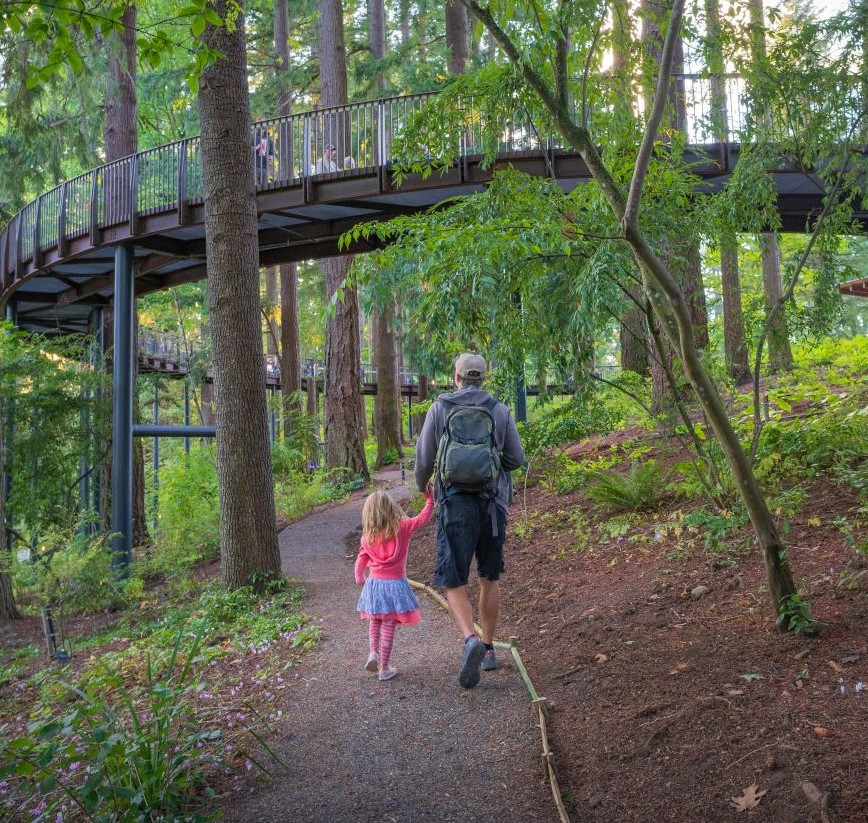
[0,573,321,820]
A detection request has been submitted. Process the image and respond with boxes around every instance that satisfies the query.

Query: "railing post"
[129,154,140,236]
[14,212,23,279]
[89,170,100,246]
[377,101,386,166]
[58,182,69,258]
[177,139,189,225]
[302,114,311,178]
[32,196,43,268]
[0,225,7,292]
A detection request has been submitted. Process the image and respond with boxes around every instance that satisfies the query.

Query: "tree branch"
[623,0,686,230]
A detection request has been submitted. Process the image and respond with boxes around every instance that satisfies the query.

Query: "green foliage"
[776,592,816,635]
[274,470,360,524]
[682,506,749,558]
[0,633,276,822]
[153,446,220,576]
[11,530,117,614]
[584,460,666,512]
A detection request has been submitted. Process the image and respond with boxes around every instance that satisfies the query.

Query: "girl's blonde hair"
[361,490,405,542]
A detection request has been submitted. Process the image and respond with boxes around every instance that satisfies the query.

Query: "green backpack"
[435,397,501,497]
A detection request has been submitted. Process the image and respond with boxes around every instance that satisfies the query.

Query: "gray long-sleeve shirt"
[414,386,525,512]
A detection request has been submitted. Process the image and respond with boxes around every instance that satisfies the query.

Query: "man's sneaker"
[482,648,498,671]
[378,665,399,681]
[365,652,379,672]
[458,637,486,689]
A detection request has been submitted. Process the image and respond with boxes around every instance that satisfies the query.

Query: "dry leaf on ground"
[730,784,767,812]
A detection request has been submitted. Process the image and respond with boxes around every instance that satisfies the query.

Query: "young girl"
[355,488,434,681]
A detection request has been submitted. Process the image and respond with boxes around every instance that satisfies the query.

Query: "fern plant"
[584,460,666,511]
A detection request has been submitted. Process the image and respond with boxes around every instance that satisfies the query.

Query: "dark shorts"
[434,493,507,588]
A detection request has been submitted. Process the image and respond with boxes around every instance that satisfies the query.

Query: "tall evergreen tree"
[319,0,369,477]
[707,0,749,384]
[749,0,792,373]
[199,0,282,589]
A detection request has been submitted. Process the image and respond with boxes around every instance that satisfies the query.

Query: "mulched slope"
[406,451,868,822]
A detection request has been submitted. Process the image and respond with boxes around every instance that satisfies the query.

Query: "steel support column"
[3,303,16,553]
[111,244,135,576]
[515,376,528,423]
[92,307,105,527]
[183,382,190,455]
[152,383,159,533]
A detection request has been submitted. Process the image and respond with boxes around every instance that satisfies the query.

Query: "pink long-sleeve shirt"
[355,494,434,585]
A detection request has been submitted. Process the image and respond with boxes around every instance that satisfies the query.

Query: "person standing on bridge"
[415,353,525,689]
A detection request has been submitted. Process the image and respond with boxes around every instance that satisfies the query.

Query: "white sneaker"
[378,665,399,681]
[365,653,379,672]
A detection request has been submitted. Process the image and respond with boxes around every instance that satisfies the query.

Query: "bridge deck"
[2,85,861,336]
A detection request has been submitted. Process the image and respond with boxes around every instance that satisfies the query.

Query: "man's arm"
[414,403,440,492]
[500,413,525,472]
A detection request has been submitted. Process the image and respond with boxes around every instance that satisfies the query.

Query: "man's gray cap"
[455,353,487,379]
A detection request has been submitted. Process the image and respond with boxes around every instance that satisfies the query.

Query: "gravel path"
[223,472,556,822]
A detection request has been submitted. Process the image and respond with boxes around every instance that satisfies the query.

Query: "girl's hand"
[425,482,434,498]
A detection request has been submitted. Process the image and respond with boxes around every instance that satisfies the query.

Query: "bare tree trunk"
[323,258,369,476]
[445,0,469,76]
[720,233,751,384]
[105,6,149,548]
[748,0,793,374]
[707,0,749,385]
[414,374,429,434]
[760,233,793,372]
[399,0,411,45]
[264,267,279,356]
[0,396,20,626]
[104,4,137,161]
[374,302,404,467]
[368,0,387,91]
[319,0,368,478]
[199,0,281,589]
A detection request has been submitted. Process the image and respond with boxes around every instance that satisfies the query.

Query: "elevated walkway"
[3,79,862,335]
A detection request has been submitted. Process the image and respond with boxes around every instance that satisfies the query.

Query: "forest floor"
[3,433,867,821]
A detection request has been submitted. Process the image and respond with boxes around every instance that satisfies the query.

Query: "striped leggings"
[368,618,398,668]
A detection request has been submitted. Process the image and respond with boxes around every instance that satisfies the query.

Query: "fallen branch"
[409,578,572,823]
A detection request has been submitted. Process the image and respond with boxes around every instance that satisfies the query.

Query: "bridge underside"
[5,145,864,336]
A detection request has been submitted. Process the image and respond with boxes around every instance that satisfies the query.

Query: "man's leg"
[444,585,476,641]
[478,578,500,645]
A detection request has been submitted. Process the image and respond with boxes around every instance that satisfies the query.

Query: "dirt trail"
[223,470,555,822]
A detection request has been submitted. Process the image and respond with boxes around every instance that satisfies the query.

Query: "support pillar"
[111,244,134,576]
[515,375,527,423]
[183,381,191,455]
[3,303,16,553]
[92,307,105,528]
[152,383,159,533]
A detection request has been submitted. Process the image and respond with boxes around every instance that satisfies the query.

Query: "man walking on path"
[415,353,525,689]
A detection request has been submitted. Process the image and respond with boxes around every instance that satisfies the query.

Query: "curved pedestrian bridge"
[2,80,863,335]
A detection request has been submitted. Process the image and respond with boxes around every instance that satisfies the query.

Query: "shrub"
[153,446,220,576]
[584,460,666,511]
[0,633,277,822]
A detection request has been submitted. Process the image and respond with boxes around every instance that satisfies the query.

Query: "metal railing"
[3,70,836,287]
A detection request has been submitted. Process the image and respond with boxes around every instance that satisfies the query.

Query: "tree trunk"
[720,233,751,384]
[280,263,302,434]
[414,374,429,434]
[199,0,281,589]
[399,0,411,45]
[319,0,368,478]
[747,0,793,375]
[104,4,137,160]
[0,395,20,626]
[368,0,387,91]
[760,232,793,372]
[374,302,404,467]
[105,8,149,548]
[445,0,469,76]
[323,257,369,476]
[264,267,279,355]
